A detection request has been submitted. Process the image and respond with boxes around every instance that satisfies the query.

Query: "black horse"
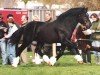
[10,7,92,66]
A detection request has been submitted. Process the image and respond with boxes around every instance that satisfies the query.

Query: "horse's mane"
[57,7,87,22]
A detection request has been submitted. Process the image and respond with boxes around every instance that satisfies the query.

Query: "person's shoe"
[12,57,20,67]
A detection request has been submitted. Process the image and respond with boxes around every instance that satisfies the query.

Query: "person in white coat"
[4,14,19,67]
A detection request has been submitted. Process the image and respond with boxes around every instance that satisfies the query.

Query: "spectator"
[45,11,52,23]
[4,14,19,67]
[44,11,53,53]
[77,25,91,64]
[20,15,28,64]
[90,13,100,64]
[32,15,40,21]
[21,15,28,26]
[81,44,91,64]
[0,14,8,65]
[44,11,57,57]
[31,15,40,63]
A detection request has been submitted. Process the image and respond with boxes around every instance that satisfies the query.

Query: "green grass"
[0,52,100,75]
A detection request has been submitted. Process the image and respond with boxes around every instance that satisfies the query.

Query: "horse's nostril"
[82,28,87,31]
[82,28,85,31]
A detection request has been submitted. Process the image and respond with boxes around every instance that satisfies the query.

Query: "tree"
[39,0,66,9]
[22,0,29,4]
[0,0,4,8]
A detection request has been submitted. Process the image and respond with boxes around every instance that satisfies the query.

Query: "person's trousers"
[82,50,91,63]
[0,38,7,65]
[7,42,16,64]
[20,48,28,64]
[93,51,100,64]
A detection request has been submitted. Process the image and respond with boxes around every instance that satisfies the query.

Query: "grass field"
[0,52,100,75]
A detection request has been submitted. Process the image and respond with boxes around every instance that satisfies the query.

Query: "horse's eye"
[79,15,81,16]
[79,14,83,17]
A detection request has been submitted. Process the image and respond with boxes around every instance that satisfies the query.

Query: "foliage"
[0,0,99,10]
[69,0,100,10]
[22,0,29,4]
[41,0,65,4]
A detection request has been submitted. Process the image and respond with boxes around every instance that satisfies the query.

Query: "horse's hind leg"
[33,43,46,64]
[16,43,28,57]
[12,41,31,67]
[16,35,33,57]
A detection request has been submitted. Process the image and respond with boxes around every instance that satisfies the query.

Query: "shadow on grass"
[19,61,94,68]
[55,62,94,67]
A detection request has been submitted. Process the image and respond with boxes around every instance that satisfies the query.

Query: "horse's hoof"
[46,61,53,66]
[49,56,56,66]
[43,55,50,64]
[47,62,51,65]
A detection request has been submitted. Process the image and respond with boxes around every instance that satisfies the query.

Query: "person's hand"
[3,28,7,32]
[86,44,91,49]
[3,36,6,39]
[91,30,95,33]
[3,34,8,39]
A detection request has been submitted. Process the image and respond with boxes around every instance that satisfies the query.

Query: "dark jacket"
[91,20,100,40]
[0,21,7,39]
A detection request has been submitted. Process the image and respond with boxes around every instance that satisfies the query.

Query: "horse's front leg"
[72,44,83,63]
[65,39,83,63]
[48,43,66,66]
[56,43,66,60]
[34,43,50,65]
[61,38,83,63]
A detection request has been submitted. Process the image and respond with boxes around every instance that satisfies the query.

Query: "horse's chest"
[37,29,58,43]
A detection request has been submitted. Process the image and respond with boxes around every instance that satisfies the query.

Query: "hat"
[0,14,3,19]
[7,14,13,18]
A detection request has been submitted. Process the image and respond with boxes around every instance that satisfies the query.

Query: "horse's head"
[76,7,92,30]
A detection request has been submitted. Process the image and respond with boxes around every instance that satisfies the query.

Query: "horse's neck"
[65,17,78,32]
[76,26,88,39]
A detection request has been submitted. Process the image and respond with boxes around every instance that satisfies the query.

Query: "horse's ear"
[81,6,88,13]
[84,7,88,13]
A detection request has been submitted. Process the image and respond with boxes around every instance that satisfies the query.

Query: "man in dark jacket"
[0,14,7,39]
[0,14,8,65]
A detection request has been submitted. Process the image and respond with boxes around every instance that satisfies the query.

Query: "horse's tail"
[9,27,24,45]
